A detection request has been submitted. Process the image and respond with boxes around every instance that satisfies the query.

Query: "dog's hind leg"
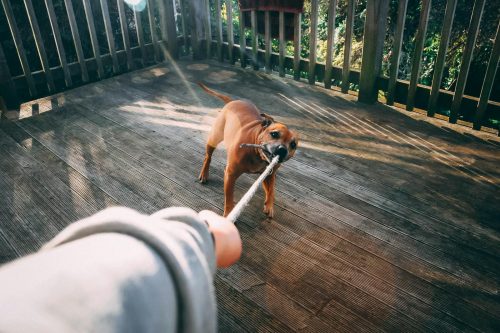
[199,112,225,183]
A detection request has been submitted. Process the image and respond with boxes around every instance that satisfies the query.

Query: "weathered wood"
[427,0,457,116]
[204,0,212,57]
[226,0,235,64]
[265,11,271,73]
[386,0,408,105]
[23,0,56,92]
[358,0,390,103]
[64,0,89,82]
[473,22,500,130]
[293,13,301,80]
[134,7,147,65]
[215,0,223,61]
[279,11,285,77]
[45,0,73,86]
[0,42,18,107]
[239,8,247,68]
[308,0,319,84]
[188,0,202,58]
[100,0,119,73]
[146,0,161,62]
[449,0,486,123]
[341,0,355,93]
[251,10,258,69]
[324,0,337,89]
[118,0,134,70]
[82,0,104,78]
[1,0,37,96]
[179,0,189,54]
[406,0,431,111]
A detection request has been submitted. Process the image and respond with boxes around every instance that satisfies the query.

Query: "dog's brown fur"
[198,83,298,217]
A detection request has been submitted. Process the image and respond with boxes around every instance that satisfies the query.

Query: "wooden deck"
[0,60,499,332]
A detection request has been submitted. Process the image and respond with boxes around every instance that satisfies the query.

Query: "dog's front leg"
[223,167,241,217]
[262,169,278,218]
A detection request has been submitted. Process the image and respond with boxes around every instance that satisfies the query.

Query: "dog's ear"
[260,113,274,128]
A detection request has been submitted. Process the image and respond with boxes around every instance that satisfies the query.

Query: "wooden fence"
[0,0,499,133]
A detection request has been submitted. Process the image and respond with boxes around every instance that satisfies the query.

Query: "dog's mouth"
[261,143,287,163]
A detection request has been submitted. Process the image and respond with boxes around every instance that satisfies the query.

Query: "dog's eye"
[270,131,280,139]
[290,140,297,149]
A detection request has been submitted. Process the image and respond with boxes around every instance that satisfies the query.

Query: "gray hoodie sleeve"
[0,206,218,333]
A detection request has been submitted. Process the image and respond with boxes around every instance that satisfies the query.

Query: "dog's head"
[258,113,298,163]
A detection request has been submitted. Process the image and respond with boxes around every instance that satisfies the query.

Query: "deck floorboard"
[1,60,499,332]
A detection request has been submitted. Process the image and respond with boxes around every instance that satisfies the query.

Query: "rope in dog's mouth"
[226,155,280,223]
[239,143,272,163]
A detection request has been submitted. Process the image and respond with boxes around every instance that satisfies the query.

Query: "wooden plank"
[324,0,337,89]
[278,11,285,77]
[1,0,37,96]
[45,0,73,86]
[251,10,258,69]
[226,0,234,64]
[117,0,134,70]
[146,0,161,62]
[358,0,390,103]
[449,0,486,123]
[264,11,271,72]
[100,0,120,73]
[215,0,223,61]
[427,0,457,117]
[23,0,56,92]
[0,42,18,107]
[473,21,500,130]
[82,0,104,79]
[134,7,147,65]
[165,0,180,59]
[386,0,408,105]
[406,0,432,111]
[239,8,247,68]
[308,0,319,84]
[64,0,89,82]
[293,13,301,80]
[341,0,355,93]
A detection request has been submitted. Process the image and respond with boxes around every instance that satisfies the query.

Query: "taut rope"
[227,155,280,223]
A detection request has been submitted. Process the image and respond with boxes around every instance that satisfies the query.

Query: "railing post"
[188,0,208,59]
[164,0,179,59]
[0,42,18,110]
[358,0,390,104]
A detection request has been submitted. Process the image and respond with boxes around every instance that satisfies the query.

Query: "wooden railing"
[0,0,499,134]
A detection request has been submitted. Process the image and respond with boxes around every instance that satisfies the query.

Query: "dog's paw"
[198,173,208,184]
[263,205,274,218]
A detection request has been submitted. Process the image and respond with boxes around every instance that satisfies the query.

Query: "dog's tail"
[198,83,233,104]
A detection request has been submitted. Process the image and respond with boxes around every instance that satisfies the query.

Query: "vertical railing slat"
[251,9,258,69]
[100,0,119,73]
[64,0,89,82]
[134,7,147,65]
[279,11,285,77]
[23,0,56,92]
[226,0,234,64]
[427,0,457,116]
[264,11,271,72]
[118,0,134,70]
[293,13,301,80]
[1,0,37,96]
[386,0,408,105]
[147,0,160,62]
[406,0,431,111]
[45,0,72,87]
[0,42,18,106]
[239,8,246,68]
[216,0,223,61]
[449,0,486,123]
[324,0,337,89]
[473,22,500,131]
[341,0,355,93]
[82,0,104,78]
[179,0,189,54]
[308,0,318,84]
[204,0,211,57]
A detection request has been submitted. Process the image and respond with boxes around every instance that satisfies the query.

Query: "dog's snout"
[276,145,288,161]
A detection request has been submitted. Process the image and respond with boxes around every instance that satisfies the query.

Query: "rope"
[227,155,280,223]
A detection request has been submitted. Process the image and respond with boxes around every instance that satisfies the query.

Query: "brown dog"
[198,83,298,218]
